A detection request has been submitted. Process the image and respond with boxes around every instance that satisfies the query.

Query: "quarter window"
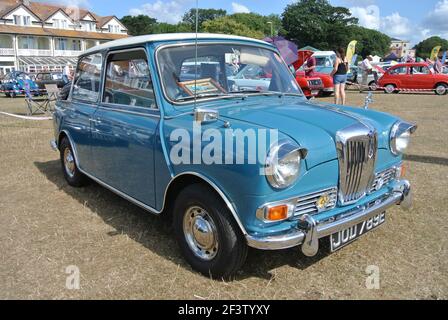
[102,50,156,108]
[72,53,103,103]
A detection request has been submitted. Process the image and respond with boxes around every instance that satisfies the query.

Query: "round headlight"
[265,141,305,189]
[390,121,417,156]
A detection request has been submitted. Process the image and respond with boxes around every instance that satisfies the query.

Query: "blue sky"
[55,0,448,44]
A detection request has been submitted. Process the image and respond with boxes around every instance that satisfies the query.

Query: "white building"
[390,38,411,59]
[0,0,128,74]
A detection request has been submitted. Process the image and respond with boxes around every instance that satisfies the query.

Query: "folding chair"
[44,84,60,112]
[25,96,51,115]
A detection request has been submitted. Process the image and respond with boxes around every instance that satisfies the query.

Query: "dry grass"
[0,91,447,300]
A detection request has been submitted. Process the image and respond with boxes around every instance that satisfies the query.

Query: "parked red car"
[293,49,334,97]
[295,70,334,97]
[378,62,448,95]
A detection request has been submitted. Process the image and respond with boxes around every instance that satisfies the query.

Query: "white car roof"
[84,33,271,55]
[312,51,336,57]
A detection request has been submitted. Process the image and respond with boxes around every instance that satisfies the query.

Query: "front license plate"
[330,212,386,252]
[311,90,320,95]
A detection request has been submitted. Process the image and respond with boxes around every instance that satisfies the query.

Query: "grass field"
[0,91,447,299]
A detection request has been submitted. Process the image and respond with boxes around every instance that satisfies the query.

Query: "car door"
[387,66,409,88]
[91,48,159,208]
[409,65,434,89]
[66,52,103,173]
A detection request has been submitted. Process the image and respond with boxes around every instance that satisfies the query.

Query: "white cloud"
[130,0,192,24]
[350,5,380,30]
[350,4,423,44]
[380,13,412,38]
[231,2,250,14]
[423,0,448,37]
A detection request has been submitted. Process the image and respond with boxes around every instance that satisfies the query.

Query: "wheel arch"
[163,172,248,237]
[434,81,448,88]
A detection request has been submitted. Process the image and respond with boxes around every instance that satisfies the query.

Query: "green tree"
[415,36,448,59]
[202,16,265,39]
[348,26,391,59]
[182,8,227,31]
[228,13,284,37]
[282,0,358,49]
[154,22,193,33]
[120,15,158,36]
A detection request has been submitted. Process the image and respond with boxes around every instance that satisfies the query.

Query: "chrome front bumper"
[246,180,412,256]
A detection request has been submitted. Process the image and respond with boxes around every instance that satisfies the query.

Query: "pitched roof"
[0,24,128,40]
[0,0,127,30]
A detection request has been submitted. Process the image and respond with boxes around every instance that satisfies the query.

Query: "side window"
[389,67,407,75]
[102,49,155,108]
[411,66,430,75]
[72,53,103,103]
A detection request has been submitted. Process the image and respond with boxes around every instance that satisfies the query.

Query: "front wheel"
[435,83,448,95]
[368,81,378,91]
[173,184,248,279]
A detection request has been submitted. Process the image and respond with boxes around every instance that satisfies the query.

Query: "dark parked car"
[0,71,40,98]
[34,72,67,91]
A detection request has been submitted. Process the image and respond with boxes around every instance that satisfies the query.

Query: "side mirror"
[194,108,219,124]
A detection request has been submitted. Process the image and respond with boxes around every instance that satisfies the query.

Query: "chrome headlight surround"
[265,140,308,189]
[390,121,418,156]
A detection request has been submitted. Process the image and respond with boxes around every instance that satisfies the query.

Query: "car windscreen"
[157,43,303,103]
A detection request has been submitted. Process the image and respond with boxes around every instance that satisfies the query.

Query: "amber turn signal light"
[399,164,406,178]
[266,205,289,221]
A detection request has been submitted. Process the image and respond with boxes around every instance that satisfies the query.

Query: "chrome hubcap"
[183,206,218,261]
[436,86,446,95]
[63,148,75,178]
[385,85,394,93]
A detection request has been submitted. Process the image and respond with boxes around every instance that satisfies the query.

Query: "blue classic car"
[1,71,40,98]
[51,34,416,278]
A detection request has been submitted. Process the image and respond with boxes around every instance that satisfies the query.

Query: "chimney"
[17,0,31,6]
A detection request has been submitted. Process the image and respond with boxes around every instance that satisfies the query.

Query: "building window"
[56,38,67,50]
[54,19,68,29]
[82,22,96,31]
[72,40,81,51]
[13,15,31,26]
[108,25,120,33]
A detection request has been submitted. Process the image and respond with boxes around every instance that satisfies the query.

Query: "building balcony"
[0,48,15,55]
[17,49,52,56]
[54,49,82,57]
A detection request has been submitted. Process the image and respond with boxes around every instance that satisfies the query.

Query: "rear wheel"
[384,84,397,94]
[173,184,248,279]
[435,83,448,96]
[59,137,89,187]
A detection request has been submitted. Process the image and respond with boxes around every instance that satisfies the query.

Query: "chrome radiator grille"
[336,123,378,205]
[293,188,337,217]
[369,167,398,193]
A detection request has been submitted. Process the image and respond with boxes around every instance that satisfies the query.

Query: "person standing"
[331,48,348,105]
[304,54,317,77]
[359,55,373,93]
[63,62,73,83]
